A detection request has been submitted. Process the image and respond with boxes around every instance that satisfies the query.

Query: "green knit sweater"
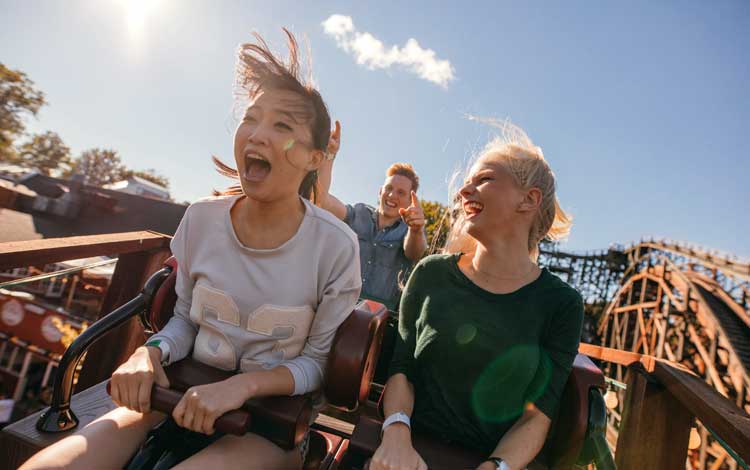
[389,253,583,454]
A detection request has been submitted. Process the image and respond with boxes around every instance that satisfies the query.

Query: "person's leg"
[173,431,303,470]
[20,407,165,470]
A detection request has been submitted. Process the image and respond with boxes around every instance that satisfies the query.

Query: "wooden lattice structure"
[593,241,750,470]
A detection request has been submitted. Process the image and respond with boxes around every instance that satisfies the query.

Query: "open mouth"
[463,201,484,218]
[384,200,398,209]
[244,152,271,183]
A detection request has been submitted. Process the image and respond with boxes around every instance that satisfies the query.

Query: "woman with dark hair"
[21,29,361,470]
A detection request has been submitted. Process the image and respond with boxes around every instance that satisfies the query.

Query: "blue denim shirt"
[345,203,413,310]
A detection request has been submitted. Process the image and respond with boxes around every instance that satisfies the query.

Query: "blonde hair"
[386,163,420,192]
[444,119,572,261]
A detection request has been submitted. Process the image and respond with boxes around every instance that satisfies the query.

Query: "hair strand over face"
[212,28,331,202]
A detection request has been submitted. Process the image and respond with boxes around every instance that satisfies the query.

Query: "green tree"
[16,131,71,175]
[421,200,450,253]
[70,148,125,187]
[122,168,170,190]
[0,63,46,162]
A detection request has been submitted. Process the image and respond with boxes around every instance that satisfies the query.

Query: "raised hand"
[326,120,341,160]
[399,191,426,232]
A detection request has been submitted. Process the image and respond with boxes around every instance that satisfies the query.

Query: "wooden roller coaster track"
[541,239,750,469]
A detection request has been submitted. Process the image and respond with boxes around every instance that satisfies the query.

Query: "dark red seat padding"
[542,354,606,467]
[346,354,606,469]
[147,256,178,332]
[107,358,312,449]
[325,300,389,411]
[164,358,312,449]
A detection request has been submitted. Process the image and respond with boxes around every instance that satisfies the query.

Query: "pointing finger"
[410,191,419,207]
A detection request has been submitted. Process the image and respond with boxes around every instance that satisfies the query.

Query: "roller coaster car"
[39,258,613,469]
[37,257,388,469]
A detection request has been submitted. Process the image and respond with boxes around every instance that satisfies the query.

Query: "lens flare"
[471,344,552,422]
[455,323,477,345]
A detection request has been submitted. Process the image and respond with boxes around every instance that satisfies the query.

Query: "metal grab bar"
[36,266,172,432]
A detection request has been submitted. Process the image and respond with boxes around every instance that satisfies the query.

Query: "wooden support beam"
[75,248,170,391]
[580,343,750,463]
[0,231,170,270]
[615,362,693,470]
[652,360,750,463]
[613,301,659,313]
[686,325,729,398]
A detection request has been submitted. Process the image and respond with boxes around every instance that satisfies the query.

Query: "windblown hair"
[386,163,420,193]
[444,119,572,261]
[213,28,331,202]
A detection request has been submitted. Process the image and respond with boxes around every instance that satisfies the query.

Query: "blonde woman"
[371,122,583,470]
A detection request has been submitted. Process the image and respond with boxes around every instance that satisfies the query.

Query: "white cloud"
[322,14,455,89]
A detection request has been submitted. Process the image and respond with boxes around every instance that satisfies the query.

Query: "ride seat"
[50,255,388,464]
[346,354,608,470]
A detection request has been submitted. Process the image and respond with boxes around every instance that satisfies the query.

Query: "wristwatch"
[381,411,411,435]
[486,457,510,470]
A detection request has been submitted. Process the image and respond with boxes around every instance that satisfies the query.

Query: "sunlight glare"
[119,0,163,37]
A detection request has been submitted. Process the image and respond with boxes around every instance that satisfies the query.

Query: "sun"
[118,0,163,36]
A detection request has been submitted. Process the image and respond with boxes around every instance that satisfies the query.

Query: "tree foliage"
[421,199,450,253]
[0,63,46,162]
[16,131,71,175]
[0,64,174,195]
[70,148,126,187]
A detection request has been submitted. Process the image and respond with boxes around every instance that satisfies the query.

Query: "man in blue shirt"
[318,122,427,310]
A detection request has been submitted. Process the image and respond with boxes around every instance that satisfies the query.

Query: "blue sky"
[2,1,748,257]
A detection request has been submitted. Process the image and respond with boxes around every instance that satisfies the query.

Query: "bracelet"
[381,411,411,437]
[484,457,510,470]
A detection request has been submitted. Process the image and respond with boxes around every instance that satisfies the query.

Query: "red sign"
[0,292,84,355]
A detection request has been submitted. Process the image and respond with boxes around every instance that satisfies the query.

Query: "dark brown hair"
[213,28,331,202]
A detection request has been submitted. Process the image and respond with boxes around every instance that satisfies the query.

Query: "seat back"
[541,353,607,467]
[146,256,178,332]
[325,300,389,411]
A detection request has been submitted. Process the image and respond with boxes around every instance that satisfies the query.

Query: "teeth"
[464,201,483,213]
[245,151,267,162]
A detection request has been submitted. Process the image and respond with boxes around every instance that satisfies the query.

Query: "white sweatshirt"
[149,195,362,395]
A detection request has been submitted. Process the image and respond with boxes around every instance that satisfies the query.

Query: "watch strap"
[381,412,411,435]
[486,457,509,470]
